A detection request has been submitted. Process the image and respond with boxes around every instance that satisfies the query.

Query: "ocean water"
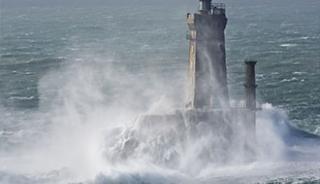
[0,0,320,183]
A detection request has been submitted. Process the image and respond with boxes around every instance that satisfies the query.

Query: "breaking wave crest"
[0,55,319,184]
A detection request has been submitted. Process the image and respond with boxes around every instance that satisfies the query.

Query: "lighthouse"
[186,0,229,109]
[109,1,320,165]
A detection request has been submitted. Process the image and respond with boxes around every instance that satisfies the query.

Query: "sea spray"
[0,55,319,184]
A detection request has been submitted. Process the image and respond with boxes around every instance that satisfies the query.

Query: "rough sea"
[0,0,320,183]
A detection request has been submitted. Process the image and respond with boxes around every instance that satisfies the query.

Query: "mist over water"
[1,0,320,183]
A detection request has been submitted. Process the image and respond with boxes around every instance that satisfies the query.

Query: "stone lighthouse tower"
[186,0,229,109]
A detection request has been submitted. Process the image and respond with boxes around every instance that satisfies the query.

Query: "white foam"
[9,96,35,100]
[293,72,306,75]
[1,54,319,184]
[280,43,298,47]
[280,77,298,82]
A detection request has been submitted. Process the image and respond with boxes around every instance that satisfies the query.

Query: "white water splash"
[0,54,319,184]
